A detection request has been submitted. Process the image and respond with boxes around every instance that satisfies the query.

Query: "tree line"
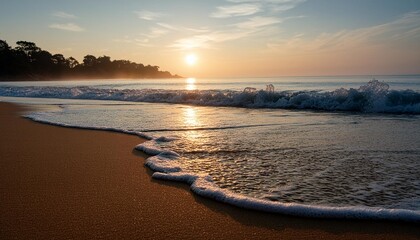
[0,39,180,81]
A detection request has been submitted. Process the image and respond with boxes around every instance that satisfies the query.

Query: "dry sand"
[0,102,419,239]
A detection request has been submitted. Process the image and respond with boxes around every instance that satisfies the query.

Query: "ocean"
[1,75,419,221]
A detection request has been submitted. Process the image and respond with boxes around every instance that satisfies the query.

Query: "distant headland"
[0,39,181,81]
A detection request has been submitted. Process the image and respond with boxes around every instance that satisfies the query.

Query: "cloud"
[142,27,169,38]
[211,3,261,18]
[134,10,164,21]
[50,12,84,32]
[134,0,304,52]
[157,22,209,33]
[271,4,296,12]
[226,1,305,6]
[169,29,256,50]
[170,36,213,50]
[49,23,85,32]
[225,0,305,13]
[112,23,210,49]
[267,11,420,53]
[228,0,304,3]
[156,22,179,31]
[185,0,301,50]
[234,16,281,29]
[169,13,290,51]
[167,0,304,51]
[126,0,303,51]
[52,11,77,19]
[130,38,152,47]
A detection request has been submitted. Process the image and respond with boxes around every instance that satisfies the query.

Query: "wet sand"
[0,102,419,239]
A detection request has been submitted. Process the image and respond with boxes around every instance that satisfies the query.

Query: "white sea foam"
[25,113,154,140]
[150,164,420,222]
[131,131,420,222]
[135,141,179,157]
[1,80,419,113]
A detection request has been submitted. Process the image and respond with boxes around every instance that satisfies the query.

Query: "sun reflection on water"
[186,77,196,90]
[184,106,199,126]
[182,106,203,140]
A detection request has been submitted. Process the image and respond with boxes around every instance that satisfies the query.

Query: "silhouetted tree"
[83,55,97,67]
[0,40,12,75]
[0,39,180,81]
[51,54,69,75]
[32,50,53,68]
[52,54,66,66]
[15,41,40,62]
[67,57,79,69]
[97,55,111,65]
[0,40,10,51]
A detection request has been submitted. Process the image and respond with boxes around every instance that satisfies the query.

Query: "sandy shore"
[0,102,419,239]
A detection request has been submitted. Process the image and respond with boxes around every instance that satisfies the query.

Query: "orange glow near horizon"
[185,77,196,90]
[2,1,419,78]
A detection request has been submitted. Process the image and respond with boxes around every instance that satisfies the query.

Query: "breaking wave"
[1,80,419,113]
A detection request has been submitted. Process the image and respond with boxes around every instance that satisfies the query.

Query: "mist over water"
[1,76,420,220]
[1,76,420,113]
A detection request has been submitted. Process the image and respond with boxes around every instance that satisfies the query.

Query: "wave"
[152,172,420,222]
[1,80,420,113]
[24,114,154,140]
[23,112,420,222]
[139,140,420,222]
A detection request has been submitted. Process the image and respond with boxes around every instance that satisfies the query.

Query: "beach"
[0,102,419,240]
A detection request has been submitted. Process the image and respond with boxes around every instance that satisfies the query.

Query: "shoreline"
[0,75,183,82]
[1,102,419,239]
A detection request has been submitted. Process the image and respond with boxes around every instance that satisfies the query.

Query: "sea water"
[1,76,419,221]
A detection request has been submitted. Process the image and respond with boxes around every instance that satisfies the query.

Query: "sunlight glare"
[185,54,197,66]
[184,106,199,126]
[186,77,196,90]
[186,77,196,84]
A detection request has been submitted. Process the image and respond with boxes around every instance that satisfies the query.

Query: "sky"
[1,0,420,78]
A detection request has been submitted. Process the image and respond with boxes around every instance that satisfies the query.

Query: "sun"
[185,54,197,66]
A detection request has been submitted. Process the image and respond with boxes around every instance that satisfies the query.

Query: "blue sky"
[1,0,419,77]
